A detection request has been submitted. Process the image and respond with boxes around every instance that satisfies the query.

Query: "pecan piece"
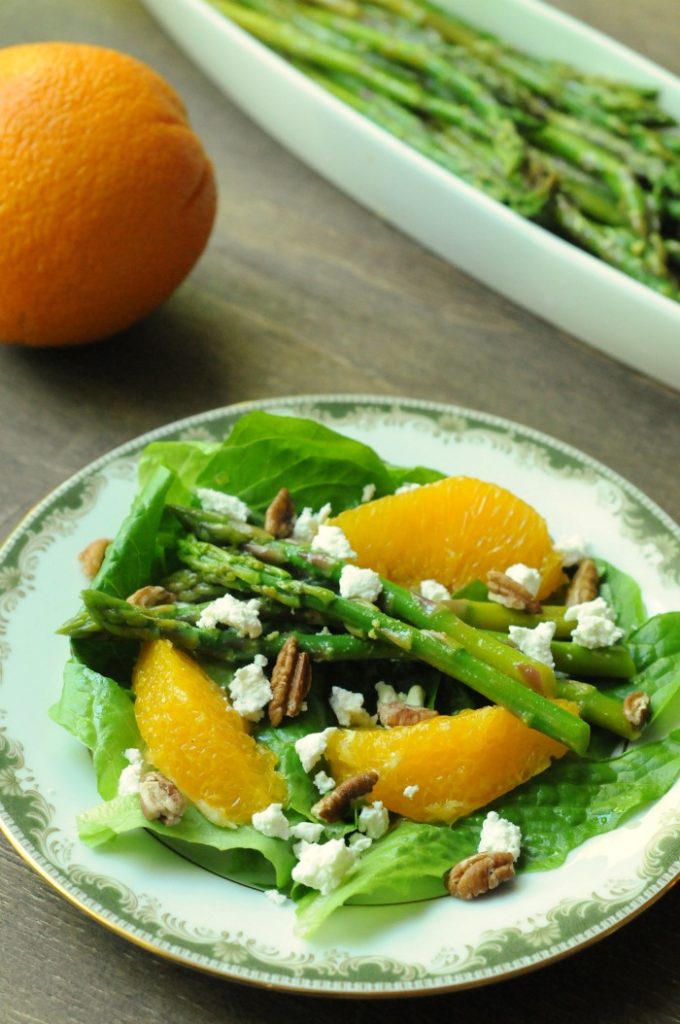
[264,487,296,539]
[268,636,312,726]
[623,690,651,730]
[138,771,186,826]
[487,571,542,614]
[445,851,515,900]
[566,558,599,607]
[126,585,175,608]
[78,537,112,580]
[312,770,378,822]
[378,702,438,728]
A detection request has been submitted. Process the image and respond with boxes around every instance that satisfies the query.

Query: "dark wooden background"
[1,0,678,1020]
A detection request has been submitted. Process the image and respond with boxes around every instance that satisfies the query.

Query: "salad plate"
[0,394,679,996]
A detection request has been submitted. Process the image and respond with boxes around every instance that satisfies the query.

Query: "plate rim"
[1,392,679,996]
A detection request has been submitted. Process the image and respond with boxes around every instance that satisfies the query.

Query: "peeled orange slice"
[331,476,565,599]
[133,639,285,825]
[325,704,574,823]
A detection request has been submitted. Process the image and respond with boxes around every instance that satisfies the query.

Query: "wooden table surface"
[1,0,679,1019]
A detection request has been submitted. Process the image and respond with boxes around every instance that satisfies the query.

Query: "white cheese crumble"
[555,534,588,568]
[292,503,332,544]
[311,524,356,560]
[339,564,382,602]
[508,620,556,668]
[478,811,522,862]
[361,483,376,503]
[488,563,541,608]
[229,654,271,721]
[251,802,291,840]
[330,686,375,727]
[196,488,250,522]
[394,482,420,494]
[290,821,325,843]
[313,771,336,795]
[357,801,390,840]
[375,681,425,708]
[419,578,450,602]
[263,889,288,906]
[403,784,420,800]
[564,597,624,649]
[348,833,373,853]
[197,593,262,637]
[117,747,144,796]
[291,839,357,894]
[294,727,337,772]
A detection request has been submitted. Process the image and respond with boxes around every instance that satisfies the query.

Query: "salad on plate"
[52,411,680,937]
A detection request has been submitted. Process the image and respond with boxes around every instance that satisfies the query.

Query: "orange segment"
[133,639,285,826]
[331,476,565,599]
[325,704,574,823]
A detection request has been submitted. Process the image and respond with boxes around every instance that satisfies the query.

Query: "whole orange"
[0,42,217,346]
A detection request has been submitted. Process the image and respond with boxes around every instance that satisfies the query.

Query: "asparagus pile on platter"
[209,0,680,301]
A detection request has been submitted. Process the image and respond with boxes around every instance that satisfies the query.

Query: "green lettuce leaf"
[138,411,444,515]
[294,819,477,935]
[70,464,175,680]
[49,658,141,799]
[607,613,680,729]
[596,558,647,636]
[92,464,173,598]
[77,798,295,888]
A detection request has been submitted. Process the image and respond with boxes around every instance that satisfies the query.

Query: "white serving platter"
[140,0,680,388]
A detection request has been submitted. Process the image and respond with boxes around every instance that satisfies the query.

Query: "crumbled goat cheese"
[330,686,375,727]
[564,597,624,649]
[229,654,271,721]
[361,483,376,503]
[395,482,420,494]
[357,801,390,840]
[508,621,556,668]
[403,784,420,800]
[292,503,332,544]
[506,563,541,596]
[197,593,262,637]
[311,524,356,560]
[478,811,522,862]
[375,681,425,708]
[313,771,336,795]
[291,839,357,894]
[251,802,291,840]
[488,562,541,608]
[264,889,288,906]
[419,578,450,602]
[290,821,325,843]
[555,533,588,568]
[196,488,250,522]
[348,833,373,853]
[339,564,382,602]
[118,747,144,796]
[294,727,337,772]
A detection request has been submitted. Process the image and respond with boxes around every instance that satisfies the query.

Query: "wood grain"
[0,0,678,1020]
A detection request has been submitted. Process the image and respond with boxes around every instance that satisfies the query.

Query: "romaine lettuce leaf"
[49,658,141,799]
[596,558,647,636]
[139,411,444,516]
[77,798,295,888]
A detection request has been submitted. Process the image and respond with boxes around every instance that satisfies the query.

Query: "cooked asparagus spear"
[176,536,590,753]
